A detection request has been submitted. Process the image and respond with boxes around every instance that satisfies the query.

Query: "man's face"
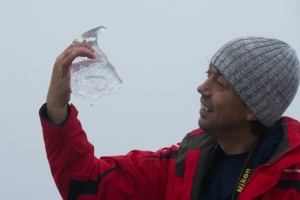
[197,65,250,138]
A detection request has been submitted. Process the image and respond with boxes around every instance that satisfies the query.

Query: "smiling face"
[197,65,252,139]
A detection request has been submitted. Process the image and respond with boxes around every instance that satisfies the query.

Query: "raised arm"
[40,43,178,200]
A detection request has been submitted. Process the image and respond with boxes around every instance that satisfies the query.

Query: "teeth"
[201,103,212,112]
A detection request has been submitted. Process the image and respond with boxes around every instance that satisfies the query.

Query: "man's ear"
[246,112,257,122]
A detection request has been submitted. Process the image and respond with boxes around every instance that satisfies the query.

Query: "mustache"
[201,95,214,110]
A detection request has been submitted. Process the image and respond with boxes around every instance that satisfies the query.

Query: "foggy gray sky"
[1,1,299,199]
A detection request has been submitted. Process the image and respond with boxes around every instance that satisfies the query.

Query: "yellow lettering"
[237,168,252,193]
[240,178,247,184]
[239,182,245,187]
[237,185,243,193]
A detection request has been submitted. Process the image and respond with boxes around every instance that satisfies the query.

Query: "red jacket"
[40,104,300,200]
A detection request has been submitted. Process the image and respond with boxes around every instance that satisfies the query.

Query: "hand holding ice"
[71,26,122,100]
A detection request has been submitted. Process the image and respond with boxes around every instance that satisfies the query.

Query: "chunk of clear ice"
[71,26,122,100]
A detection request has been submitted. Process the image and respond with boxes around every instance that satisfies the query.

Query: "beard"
[198,117,241,141]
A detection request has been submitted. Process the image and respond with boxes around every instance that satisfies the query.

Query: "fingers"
[63,41,95,59]
[61,47,96,68]
[76,48,96,59]
[72,41,95,52]
[55,42,97,77]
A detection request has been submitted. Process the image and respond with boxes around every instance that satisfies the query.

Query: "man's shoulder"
[282,116,300,126]
[178,128,216,151]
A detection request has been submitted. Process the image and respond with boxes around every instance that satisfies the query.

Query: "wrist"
[46,103,68,125]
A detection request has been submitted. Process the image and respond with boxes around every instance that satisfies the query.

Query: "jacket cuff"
[39,103,71,127]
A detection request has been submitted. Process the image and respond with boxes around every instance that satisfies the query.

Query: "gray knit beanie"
[211,37,300,128]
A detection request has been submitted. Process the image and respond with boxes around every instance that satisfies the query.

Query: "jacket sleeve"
[40,104,179,200]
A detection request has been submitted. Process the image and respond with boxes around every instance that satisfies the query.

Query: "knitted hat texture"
[211,37,300,128]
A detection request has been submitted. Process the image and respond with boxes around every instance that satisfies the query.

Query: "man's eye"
[205,71,211,77]
[216,80,224,87]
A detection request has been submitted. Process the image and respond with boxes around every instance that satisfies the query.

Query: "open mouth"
[201,103,213,112]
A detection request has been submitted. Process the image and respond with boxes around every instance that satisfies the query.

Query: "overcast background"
[1,1,300,199]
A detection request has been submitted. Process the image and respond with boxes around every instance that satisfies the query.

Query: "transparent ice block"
[71,26,122,100]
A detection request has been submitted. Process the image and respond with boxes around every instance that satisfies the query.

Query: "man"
[40,37,300,200]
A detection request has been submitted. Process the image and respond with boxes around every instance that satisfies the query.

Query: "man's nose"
[197,78,212,96]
